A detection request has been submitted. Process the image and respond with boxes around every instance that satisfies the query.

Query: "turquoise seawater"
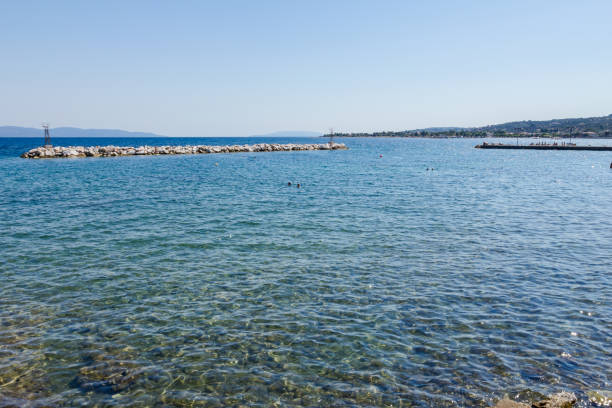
[1,137,611,407]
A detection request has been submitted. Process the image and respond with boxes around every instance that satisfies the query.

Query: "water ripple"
[1,137,611,406]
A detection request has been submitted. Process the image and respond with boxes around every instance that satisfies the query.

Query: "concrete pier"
[475,143,612,151]
[21,142,348,159]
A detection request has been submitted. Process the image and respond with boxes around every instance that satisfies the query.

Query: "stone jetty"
[475,142,612,151]
[21,142,348,159]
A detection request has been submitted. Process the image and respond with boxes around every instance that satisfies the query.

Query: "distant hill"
[252,130,323,137]
[479,114,612,134]
[415,127,466,132]
[328,114,612,138]
[0,126,165,138]
[0,126,323,138]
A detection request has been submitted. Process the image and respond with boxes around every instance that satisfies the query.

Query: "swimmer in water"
[288,182,292,186]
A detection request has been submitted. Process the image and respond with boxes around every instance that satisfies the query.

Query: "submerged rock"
[73,361,143,394]
[532,392,577,408]
[587,390,612,407]
[495,399,529,408]
[494,392,577,408]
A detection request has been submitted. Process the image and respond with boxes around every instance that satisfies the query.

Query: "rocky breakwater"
[21,142,348,159]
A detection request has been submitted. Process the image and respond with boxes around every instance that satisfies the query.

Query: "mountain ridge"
[0,127,323,138]
[0,126,165,138]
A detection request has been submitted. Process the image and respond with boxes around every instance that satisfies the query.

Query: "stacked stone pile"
[21,142,347,159]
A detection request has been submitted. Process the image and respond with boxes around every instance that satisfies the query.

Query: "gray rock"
[21,142,347,159]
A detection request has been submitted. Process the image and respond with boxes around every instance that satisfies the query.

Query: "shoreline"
[20,142,347,159]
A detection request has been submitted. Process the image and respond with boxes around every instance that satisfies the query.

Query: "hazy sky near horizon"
[2,1,611,136]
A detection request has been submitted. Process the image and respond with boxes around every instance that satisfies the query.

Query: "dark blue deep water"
[1,137,611,407]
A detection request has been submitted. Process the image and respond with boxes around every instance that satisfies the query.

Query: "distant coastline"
[0,127,321,139]
[0,126,165,139]
[324,113,612,139]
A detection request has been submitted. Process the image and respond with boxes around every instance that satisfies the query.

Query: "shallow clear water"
[1,137,611,407]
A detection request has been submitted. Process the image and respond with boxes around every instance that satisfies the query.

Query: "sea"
[1,137,611,407]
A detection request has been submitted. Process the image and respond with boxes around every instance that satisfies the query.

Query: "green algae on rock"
[587,390,612,406]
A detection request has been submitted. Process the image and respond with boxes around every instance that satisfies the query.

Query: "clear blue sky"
[1,0,611,136]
